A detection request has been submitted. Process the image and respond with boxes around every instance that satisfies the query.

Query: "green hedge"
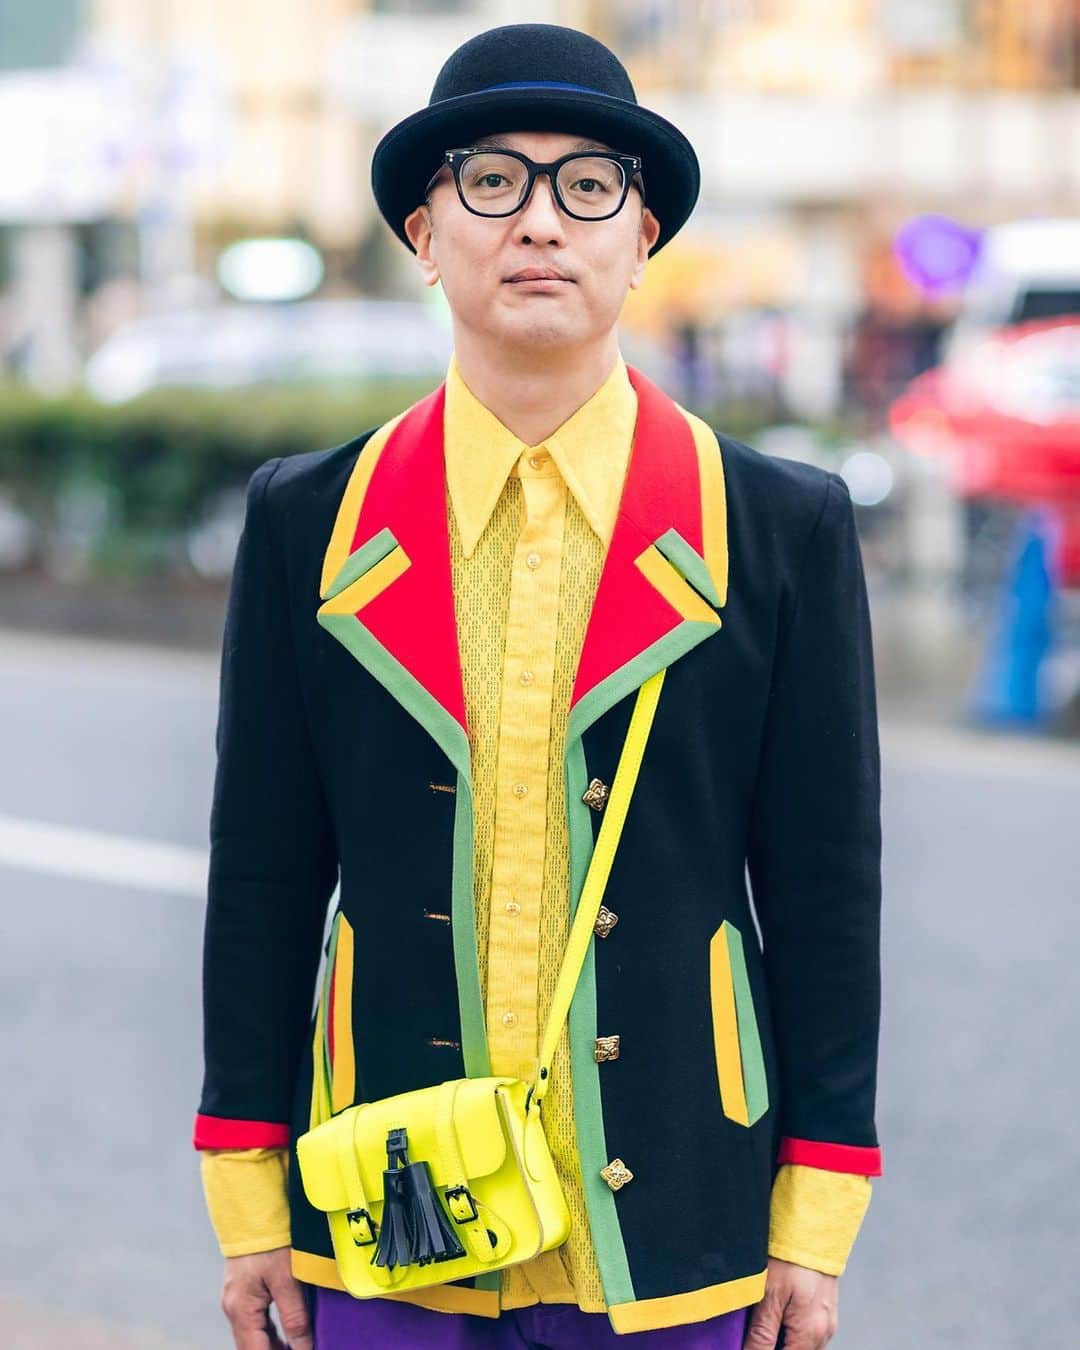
[0,378,843,580]
[0,377,438,526]
[0,378,441,579]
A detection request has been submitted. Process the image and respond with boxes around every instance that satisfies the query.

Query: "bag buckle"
[346,1207,377,1245]
[444,1184,478,1223]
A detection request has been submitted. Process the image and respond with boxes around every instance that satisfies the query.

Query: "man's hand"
[220,1247,314,1350]
[743,1256,839,1350]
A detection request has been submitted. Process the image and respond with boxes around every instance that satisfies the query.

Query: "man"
[194,22,883,1350]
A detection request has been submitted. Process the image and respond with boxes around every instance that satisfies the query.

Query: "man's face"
[403,129,661,352]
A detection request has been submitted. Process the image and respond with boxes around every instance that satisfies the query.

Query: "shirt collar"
[443,349,638,559]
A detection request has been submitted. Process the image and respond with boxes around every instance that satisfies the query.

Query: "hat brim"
[371,86,700,256]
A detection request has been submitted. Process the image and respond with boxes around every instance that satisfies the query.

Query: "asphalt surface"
[0,629,1076,1349]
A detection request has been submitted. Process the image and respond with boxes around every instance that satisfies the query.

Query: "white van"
[941,217,1080,364]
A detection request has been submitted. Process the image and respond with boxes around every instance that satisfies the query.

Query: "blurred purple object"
[893,215,982,298]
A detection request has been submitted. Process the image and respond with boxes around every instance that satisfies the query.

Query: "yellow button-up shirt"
[444,348,634,1308]
[199,352,872,1298]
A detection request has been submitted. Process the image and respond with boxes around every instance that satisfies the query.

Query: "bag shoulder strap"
[527,668,665,1109]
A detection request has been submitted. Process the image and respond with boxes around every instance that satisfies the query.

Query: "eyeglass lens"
[458,153,627,217]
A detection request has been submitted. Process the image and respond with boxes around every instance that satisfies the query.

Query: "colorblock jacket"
[194,364,884,1335]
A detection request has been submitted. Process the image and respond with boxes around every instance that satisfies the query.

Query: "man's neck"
[449,331,622,447]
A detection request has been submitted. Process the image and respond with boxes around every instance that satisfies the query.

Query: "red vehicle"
[889,316,1080,585]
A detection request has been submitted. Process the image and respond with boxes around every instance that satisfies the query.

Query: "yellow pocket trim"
[329,913,356,1113]
[709,922,750,1125]
[709,920,768,1127]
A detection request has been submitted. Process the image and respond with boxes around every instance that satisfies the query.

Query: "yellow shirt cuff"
[767,1162,872,1276]
[199,1147,292,1258]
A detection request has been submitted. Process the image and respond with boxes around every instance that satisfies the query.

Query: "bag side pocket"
[709,919,769,1127]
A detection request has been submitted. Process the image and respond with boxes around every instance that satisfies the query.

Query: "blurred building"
[0,0,1077,411]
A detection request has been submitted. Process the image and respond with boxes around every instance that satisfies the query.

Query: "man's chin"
[486,310,581,349]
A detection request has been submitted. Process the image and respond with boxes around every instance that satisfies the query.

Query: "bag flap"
[297,1076,514,1214]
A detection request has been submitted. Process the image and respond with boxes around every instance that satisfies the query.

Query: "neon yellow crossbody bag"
[295,668,664,1298]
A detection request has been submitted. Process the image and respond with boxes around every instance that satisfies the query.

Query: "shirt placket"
[484,445,566,1083]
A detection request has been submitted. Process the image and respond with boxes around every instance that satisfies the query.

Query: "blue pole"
[968,504,1062,728]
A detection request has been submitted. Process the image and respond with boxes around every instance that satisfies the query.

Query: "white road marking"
[880,720,1080,789]
[0,814,207,896]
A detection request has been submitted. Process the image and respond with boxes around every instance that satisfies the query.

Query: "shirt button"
[512,782,528,798]
[519,669,534,686]
[501,1011,517,1027]
[505,900,521,915]
[528,453,547,469]
[526,551,542,569]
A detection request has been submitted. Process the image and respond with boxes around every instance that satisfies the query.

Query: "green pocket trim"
[723,921,769,1127]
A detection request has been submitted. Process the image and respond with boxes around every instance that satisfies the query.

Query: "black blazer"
[194,365,883,1333]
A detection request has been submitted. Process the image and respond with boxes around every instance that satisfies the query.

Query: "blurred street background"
[1,1,1078,1346]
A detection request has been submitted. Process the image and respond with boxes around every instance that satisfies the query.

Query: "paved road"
[1,630,1076,1348]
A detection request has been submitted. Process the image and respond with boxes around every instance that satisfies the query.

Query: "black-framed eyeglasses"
[424,148,645,222]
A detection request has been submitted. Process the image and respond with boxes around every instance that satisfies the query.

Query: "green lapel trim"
[316,612,472,788]
[451,770,491,1079]
[567,619,719,751]
[563,618,723,1308]
[315,614,489,1078]
[323,526,399,600]
[565,735,635,1308]
[724,922,769,1126]
[652,526,723,608]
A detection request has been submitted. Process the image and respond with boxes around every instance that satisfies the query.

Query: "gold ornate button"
[594,1034,620,1062]
[600,1158,633,1190]
[593,905,619,938]
[582,777,609,811]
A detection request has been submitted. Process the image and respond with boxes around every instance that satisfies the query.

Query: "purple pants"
[306,1284,749,1347]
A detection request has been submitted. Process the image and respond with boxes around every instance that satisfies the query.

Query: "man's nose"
[515,173,565,240]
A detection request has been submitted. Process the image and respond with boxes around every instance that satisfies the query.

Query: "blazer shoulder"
[710,427,841,526]
[248,425,387,551]
[708,428,855,591]
[262,425,381,507]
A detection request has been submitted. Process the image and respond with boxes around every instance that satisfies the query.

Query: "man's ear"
[403,203,440,286]
[629,206,662,290]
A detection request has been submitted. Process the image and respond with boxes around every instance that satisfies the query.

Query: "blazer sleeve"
[746,470,883,1178]
[193,456,339,1151]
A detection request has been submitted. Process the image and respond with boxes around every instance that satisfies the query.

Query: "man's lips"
[504,268,574,283]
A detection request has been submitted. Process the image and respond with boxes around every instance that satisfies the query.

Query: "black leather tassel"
[371,1127,466,1269]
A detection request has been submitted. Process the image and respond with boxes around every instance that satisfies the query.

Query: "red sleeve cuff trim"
[777,1136,883,1176]
[192,1113,292,1150]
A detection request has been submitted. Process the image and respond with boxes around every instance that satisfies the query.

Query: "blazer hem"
[290,1246,768,1334]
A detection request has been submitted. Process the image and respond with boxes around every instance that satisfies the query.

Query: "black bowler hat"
[371,23,700,256]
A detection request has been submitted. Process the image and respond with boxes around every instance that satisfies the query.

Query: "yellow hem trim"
[608,1269,767,1334]
[289,1249,502,1317]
